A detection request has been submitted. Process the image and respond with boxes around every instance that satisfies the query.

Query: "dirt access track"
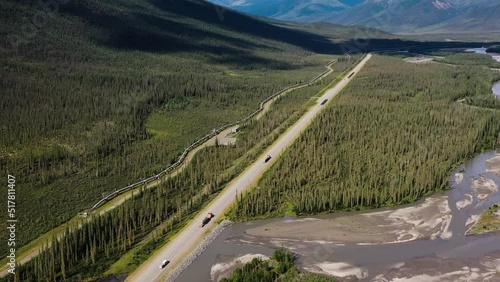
[127,54,373,282]
[0,55,340,276]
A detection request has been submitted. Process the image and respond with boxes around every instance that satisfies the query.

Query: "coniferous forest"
[0,52,356,281]
[0,0,348,258]
[439,53,500,68]
[2,0,500,280]
[232,55,500,219]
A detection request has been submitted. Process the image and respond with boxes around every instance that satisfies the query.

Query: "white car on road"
[159,260,170,269]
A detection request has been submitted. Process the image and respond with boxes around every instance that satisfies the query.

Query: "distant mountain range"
[208,0,500,36]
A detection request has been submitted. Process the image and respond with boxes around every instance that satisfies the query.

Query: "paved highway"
[127,54,372,282]
[0,58,339,279]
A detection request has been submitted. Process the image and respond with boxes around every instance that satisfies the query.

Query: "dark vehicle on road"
[264,155,272,163]
[201,212,214,227]
[321,99,328,105]
[159,260,170,269]
[348,71,355,78]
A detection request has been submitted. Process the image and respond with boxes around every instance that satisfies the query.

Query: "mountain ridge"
[208,0,500,37]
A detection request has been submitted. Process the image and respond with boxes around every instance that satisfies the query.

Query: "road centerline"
[127,54,372,282]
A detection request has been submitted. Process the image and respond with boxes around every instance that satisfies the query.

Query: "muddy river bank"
[176,151,500,282]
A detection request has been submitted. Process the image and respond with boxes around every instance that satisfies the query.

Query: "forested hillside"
[2,0,495,274]
[0,0,347,258]
[232,55,500,219]
[209,0,500,39]
[1,55,356,282]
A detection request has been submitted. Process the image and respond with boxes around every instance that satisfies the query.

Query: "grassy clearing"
[0,0,484,258]
[0,0,341,257]
[468,204,500,235]
[99,59,354,278]
[1,49,356,281]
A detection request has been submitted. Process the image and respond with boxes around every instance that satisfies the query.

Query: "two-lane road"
[127,54,372,282]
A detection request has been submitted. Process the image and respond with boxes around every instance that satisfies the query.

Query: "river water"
[176,151,500,281]
[466,47,500,63]
[470,47,500,100]
[432,46,500,98]
[493,81,500,98]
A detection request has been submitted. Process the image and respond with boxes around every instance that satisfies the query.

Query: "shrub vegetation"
[438,53,500,68]
[486,46,500,53]
[221,248,335,282]
[0,52,357,281]
[231,55,500,220]
[0,0,344,257]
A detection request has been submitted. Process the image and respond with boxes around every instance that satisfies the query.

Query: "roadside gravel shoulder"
[164,220,233,282]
